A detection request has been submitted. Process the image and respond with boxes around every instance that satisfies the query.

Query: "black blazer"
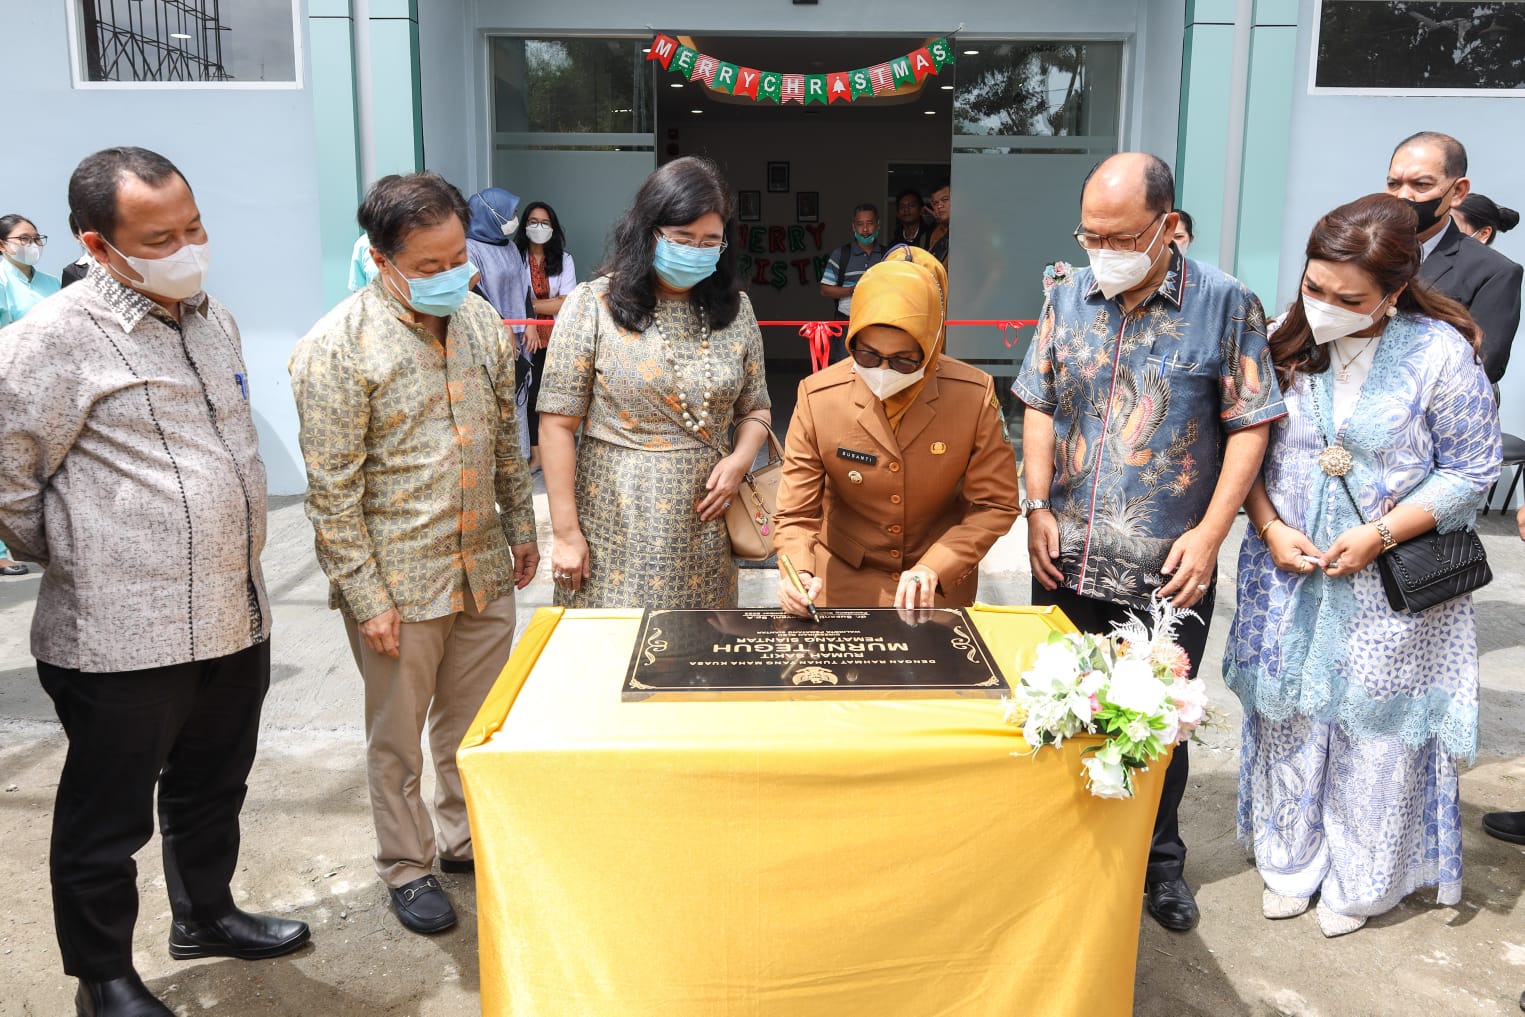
[1417,221,1524,384]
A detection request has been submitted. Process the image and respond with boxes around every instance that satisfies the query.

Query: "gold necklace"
[1332,335,1378,383]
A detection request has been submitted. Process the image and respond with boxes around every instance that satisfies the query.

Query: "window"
[492,37,654,138]
[1312,1,1525,95]
[70,0,301,87]
[953,42,1124,144]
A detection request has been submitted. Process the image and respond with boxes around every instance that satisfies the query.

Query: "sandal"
[0,564,28,576]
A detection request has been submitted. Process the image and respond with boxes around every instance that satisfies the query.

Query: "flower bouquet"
[1002,596,1209,799]
[1041,260,1073,292]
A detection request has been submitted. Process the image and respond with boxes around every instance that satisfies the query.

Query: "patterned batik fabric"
[1237,711,1461,915]
[537,280,770,609]
[1223,313,1499,762]
[0,263,270,672]
[289,280,536,624]
[1011,247,1286,608]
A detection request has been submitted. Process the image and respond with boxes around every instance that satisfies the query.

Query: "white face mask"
[6,242,43,267]
[105,239,211,301]
[499,216,519,238]
[1087,216,1169,299]
[1302,292,1391,344]
[856,363,926,401]
[525,222,554,244]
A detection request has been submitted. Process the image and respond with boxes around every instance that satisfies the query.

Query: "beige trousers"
[345,593,515,888]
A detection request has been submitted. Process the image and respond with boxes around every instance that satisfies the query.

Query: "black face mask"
[1405,185,1452,234]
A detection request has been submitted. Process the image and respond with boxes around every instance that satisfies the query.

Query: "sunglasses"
[850,345,924,374]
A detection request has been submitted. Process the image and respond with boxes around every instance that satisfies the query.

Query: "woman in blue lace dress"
[1225,194,1501,937]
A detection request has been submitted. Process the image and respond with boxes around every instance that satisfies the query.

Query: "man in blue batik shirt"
[1012,152,1286,933]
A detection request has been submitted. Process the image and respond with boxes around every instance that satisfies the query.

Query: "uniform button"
[890,494,902,505]
[890,549,901,559]
[888,461,901,473]
[888,524,902,534]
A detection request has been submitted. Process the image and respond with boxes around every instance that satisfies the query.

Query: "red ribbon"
[797,320,844,373]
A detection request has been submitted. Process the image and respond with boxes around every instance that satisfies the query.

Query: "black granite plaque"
[622,608,1006,701]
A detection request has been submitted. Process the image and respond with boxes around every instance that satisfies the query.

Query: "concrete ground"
[2,480,1523,1016]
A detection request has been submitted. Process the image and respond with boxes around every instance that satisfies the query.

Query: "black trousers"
[829,310,851,364]
[39,640,271,980]
[1029,583,1216,883]
[523,344,548,448]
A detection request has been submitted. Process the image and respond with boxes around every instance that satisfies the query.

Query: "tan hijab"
[844,245,949,430]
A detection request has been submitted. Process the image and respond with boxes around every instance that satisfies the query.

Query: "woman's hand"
[550,530,590,595]
[778,568,823,618]
[1321,523,1384,579]
[894,565,938,609]
[521,324,546,353]
[1263,520,1326,576]
[696,450,750,521]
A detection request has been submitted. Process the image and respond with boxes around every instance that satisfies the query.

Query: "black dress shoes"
[389,874,457,933]
[439,856,475,874]
[76,972,174,1017]
[168,907,311,960]
[1145,877,1200,932]
[1484,810,1525,845]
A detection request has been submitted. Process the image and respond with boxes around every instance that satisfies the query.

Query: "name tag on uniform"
[837,447,878,465]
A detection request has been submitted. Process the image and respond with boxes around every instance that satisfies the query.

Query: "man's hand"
[1027,510,1063,590]
[1158,524,1225,609]
[359,607,401,658]
[512,541,540,589]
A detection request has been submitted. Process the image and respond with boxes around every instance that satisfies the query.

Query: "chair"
[1491,432,1525,515]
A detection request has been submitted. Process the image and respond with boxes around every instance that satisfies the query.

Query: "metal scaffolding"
[80,0,231,82]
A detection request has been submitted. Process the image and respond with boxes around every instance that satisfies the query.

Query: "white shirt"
[1331,333,1381,427]
[1419,222,1450,262]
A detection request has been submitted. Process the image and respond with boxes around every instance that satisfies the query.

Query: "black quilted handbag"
[1373,527,1492,613]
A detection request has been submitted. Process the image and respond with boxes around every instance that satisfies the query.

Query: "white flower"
[1025,638,1083,693]
[1078,669,1107,696]
[1083,754,1132,799]
[1156,704,1180,746]
[1107,657,1169,714]
[1171,678,1209,735]
[1065,690,1096,726]
[1124,717,1151,743]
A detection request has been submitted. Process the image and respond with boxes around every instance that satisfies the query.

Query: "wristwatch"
[1020,498,1050,516]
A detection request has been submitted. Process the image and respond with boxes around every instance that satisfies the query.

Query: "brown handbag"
[723,423,786,561]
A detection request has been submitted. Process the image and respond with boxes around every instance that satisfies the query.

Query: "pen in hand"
[779,552,821,624]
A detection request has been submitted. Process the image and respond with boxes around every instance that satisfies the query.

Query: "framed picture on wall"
[767,161,790,193]
[738,190,762,222]
[796,191,819,223]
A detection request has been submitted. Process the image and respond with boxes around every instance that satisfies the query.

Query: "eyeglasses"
[1073,212,1164,253]
[4,234,46,246]
[656,230,727,252]
[851,345,924,374]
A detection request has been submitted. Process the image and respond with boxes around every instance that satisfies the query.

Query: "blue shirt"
[1012,247,1286,608]
[0,257,61,328]
[822,241,887,315]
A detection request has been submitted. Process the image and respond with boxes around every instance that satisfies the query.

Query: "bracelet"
[1373,519,1397,551]
[1255,517,1280,542]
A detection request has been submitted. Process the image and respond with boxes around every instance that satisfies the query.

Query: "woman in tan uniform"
[774,246,1020,614]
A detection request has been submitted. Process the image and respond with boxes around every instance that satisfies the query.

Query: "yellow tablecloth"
[459,605,1167,1017]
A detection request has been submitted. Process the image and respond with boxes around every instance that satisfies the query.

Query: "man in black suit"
[1387,131,1524,385]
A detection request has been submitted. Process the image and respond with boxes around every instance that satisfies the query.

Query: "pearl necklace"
[654,303,714,435]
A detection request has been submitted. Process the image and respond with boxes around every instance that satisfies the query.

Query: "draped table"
[458,604,1166,1017]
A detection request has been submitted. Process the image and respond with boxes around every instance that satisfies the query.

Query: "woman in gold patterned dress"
[537,158,772,609]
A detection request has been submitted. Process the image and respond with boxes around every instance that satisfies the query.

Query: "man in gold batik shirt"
[290,172,538,936]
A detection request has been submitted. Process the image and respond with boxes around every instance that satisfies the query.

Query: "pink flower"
[1151,642,1192,681]
[1170,678,1209,741]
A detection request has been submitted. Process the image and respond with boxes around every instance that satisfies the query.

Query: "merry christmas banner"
[646,34,955,104]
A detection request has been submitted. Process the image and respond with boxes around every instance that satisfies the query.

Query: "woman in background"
[466,187,536,458]
[514,201,576,471]
[1451,192,1519,247]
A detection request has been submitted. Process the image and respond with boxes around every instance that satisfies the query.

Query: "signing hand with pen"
[777,567,823,618]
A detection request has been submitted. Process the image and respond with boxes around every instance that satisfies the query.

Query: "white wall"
[0,3,325,495]
[1279,0,1525,438]
[418,0,476,192]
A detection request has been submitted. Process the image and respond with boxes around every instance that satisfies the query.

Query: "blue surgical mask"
[652,236,721,290]
[386,259,477,317]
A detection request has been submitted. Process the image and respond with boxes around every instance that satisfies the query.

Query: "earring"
[1386,305,1397,317]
